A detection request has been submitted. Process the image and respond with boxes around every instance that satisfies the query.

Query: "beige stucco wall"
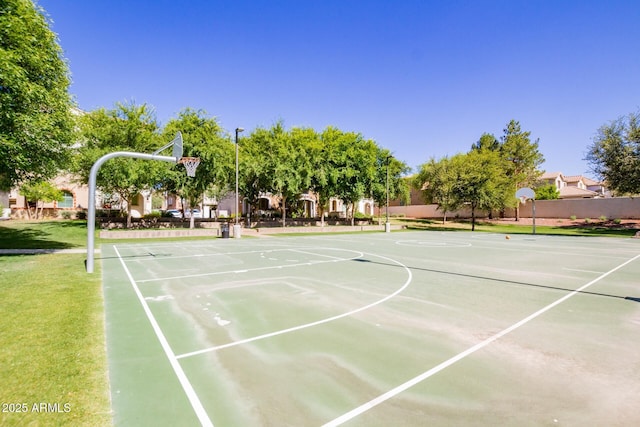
[385,204,491,219]
[517,197,640,219]
[385,197,640,220]
[10,174,89,210]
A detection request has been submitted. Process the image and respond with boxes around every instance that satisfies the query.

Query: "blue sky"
[39,0,640,178]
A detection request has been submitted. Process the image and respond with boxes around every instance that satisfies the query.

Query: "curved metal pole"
[86,151,177,273]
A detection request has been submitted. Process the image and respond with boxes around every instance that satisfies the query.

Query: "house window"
[258,198,270,210]
[58,191,74,208]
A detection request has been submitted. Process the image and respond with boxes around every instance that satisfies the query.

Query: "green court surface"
[101,231,640,426]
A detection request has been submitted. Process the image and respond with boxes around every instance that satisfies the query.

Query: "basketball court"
[100,231,640,426]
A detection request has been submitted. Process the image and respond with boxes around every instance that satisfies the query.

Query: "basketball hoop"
[178,157,200,177]
[515,187,535,205]
[515,187,537,235]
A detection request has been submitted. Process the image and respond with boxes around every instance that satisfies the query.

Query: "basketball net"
[179,157,200,177]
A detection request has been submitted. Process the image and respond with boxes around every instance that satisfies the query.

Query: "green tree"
[535,184,559,200]
[471,133,500,152]
[310,127,339,226]
[334,132,379,225]
[19,180,63,219]
[371,149,410,224]
[414,155,465,223]
[248,122,312,227]
[313,126,376,226]
[586,111,640,196]
[0,0,75,190]
[455,149,508,231]
[286,126,316,218]
[500,120,545,218]
[238,132,269,221]
[161,108,233,228]
[74,102,163,228]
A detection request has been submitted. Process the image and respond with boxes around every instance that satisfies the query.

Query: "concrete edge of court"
[99,224,406,239]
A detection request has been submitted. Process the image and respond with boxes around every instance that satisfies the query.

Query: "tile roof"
[558,186,598,198]
[539,171,563,180]
[563,175,584,183]
[582,176,602,186]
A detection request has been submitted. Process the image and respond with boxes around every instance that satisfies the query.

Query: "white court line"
[322,252,640,427]
[136,249,364,283]
[176,252,412,360]
[114,246,214,427]
[563,267,606,274]
[288,248,346,260]
[119,248,287,263]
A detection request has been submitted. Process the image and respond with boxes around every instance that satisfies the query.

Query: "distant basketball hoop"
[515,187,536,235]
[515,187,535,203]
[179,157,201,177]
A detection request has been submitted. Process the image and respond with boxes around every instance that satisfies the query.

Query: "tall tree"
[455,149,508,231]
[334,132,378,225]
[250,122,312,227]
[161,108,233,228]
[471,133,500,152]
[238,132,269,221]
[310,127,340,226]
[586,111,640,196]
[500,120,545,219]
[0,0,75,190]
[414,155,464,223]
[74,102,163,228]
[371,148,410,224]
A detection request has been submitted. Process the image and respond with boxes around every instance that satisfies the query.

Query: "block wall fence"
[381,197,640,220]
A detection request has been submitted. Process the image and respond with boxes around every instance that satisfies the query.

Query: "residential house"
[538,172,607,199]
[216,191,374,220]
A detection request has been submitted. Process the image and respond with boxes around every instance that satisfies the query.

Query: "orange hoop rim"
[178,156,201,164]
[178,157,200,177]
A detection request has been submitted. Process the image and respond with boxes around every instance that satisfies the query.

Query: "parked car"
[184,209,202,218]
[165,209,183,218]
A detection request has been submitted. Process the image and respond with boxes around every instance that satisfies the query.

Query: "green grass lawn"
[394,218,640,238]
[0,220,109,425]
[0,217,636,426]
[0,253,110,426]
[0,219,89,249]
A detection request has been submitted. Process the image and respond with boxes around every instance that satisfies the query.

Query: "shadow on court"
[352,258,639,302]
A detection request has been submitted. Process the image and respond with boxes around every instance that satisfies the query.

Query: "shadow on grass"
[0,221,84,250]
[352,258,639,303]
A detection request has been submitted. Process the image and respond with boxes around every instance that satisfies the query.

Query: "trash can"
[220,222,230,239]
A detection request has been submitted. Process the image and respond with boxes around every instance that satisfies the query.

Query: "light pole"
[234,127,244,238]
[385,155,391,233]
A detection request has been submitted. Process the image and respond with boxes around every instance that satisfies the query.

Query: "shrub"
[354,212,372,220]
[614,218,622,224]
[143,211,161,219]
[60,210,73,219]
[570,215,577,221]
[599,215,607,221]
[585,218,591,223]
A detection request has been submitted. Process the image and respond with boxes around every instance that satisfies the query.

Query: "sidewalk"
[0,248,99,255]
